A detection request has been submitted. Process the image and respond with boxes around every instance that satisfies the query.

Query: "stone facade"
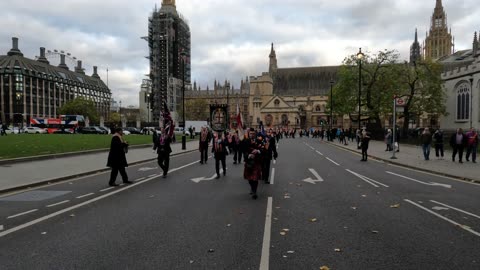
[423,0,454,61]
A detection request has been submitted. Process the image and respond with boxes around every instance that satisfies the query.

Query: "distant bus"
[30,115,85,133]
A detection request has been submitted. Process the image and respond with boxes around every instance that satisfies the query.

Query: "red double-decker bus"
[30,115,85,133]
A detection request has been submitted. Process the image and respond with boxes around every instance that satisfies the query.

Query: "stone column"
[9,75,13,122]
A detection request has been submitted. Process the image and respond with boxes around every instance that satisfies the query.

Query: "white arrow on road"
[138,167,158,172]
[191,169,225,183]
[386,171,452,189]
[302,168,324,184]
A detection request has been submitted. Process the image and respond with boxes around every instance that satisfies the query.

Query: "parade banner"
[210,104,228,132]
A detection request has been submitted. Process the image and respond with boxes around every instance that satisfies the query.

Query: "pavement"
[324,137,480,183]
[0,140,199,194]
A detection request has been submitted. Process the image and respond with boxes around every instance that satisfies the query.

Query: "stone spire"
[473,31,479,56]
[410,28,421,63]
[424,0,453,60]
[269,43,278,77]
[162,0,175,6]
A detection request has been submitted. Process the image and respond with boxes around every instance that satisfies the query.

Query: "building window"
[456,83,470,121]
[274,99,280,107]
[315,105,321,112]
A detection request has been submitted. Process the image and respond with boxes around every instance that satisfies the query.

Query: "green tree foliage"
[184,99,209,121]
[330,49,445,137]
[108,112,121,123]
[58,97,99,123]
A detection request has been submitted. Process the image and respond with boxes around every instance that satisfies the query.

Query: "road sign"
[395,98,405,106]
[395,106,404,113]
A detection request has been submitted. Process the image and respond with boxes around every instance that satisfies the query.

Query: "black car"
[92,126,108,134]
[97,126,111,134]
[79,126,103,134]
[125,127,142,134]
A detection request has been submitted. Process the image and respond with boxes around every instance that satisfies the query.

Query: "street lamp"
[15,92,23,130]
[356,48,365,149]
[329,80,334,131]
[146,93,150,124]
[180,50,187,150]
[469,76,474,129]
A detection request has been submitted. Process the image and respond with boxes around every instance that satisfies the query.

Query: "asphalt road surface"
[1,138,479,270]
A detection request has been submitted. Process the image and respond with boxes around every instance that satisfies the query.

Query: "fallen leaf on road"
[390,204,400,208]
[226,224,231,227]
[334,248,341,252]
[361,195,367,197]
[289,182,293,185]
[189,260,194,264]
[371,230,379,234]
[69,214,75,217]
[282,228,290,232]
[149,195,155,198]
[310,218,317,222]
[282,255,288,258]
[69,182,73,185]
[296,184,302,187]
[274,218,278,220]
[320,266,330,270]
[280,232,287,236]
[351,207,357,210]
[284,196,291,199]
[41,232,47,235]
[275,206,281,209]
[287,250,295,254]
[344,226,348,229]
[208,249,215,253]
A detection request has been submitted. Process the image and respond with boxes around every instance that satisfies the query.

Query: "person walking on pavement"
[199,127,211,164]
[107,128,132,186]
[244,128,264,199]
[232,130,242,164]
[465,128,478,163]
[154,127,172,178]
[433,129,444,159]
[262,129,278,184]
[212,132,227,178]
[385,129,393,151]
[450,128,467,163]
[360,129,371,161]
[420,128,432,160]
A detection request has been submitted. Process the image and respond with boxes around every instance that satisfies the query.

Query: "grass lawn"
[0,134,192,160]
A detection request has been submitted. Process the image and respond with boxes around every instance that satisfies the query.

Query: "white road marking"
[303,168,324,184]
[432,206,449,211]
[138,167,157,172]
[136,177,146,181]
[7,209,38,219]
[325,157,340,166]
[386,171,452,189]
[270,168,275,185]
[148,174,157,178]
[346,169,389,188]
[386,163,480,186]
[46,200,70,208]
[259,197,273,270]
[100,187,115,192]
[404,199,480,237]
[0,225,4,231]
[316,150,324,156]
[430,200,480,219]
[191,169,225,183]
[273,159,276,165]
[76,193,94,199]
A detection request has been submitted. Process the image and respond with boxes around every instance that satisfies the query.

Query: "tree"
[184,99,209,121]
[330,50,398,136]
[58,97,99,123]
[108,112,121,123]
[393,60,446,137]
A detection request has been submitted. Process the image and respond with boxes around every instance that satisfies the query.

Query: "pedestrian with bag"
[154,127,172,178]
[107,128,132,186]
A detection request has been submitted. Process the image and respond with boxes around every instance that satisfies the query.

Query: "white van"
[174,127,191,136]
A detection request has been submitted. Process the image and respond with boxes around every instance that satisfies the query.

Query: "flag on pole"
[236,103,245,139]
[162,102,175,138]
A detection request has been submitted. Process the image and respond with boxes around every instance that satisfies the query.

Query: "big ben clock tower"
[423,0,454,60]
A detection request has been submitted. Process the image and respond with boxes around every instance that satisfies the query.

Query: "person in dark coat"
[433,129,444,159]
[154,127,172,177]
[360,130,371,161]
[107,128,132,186]
[450,128,467,163]
[199,127,211,164]
[212,132,228,178]
[262,129,278,184]
[244,129,265,199]
[232,130,242,164]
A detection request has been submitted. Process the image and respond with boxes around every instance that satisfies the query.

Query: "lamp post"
[356,48,365,149]
[180,50,187,150]
[15,92,22,131]
[469,77,474,129]
[329,80,334,131]
[146,93,150,124]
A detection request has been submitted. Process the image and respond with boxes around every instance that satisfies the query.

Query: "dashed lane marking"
[325,157,340,166]
[148,174,157,178]
[259,197,273,270]
[430,200,480,219]
[136,177,146,181]
[46,200,70,208]
[100,187,115,192]
[404,199,480,237]
[76,193,94,199]
[7,209,38,219]
[270,168,275,185]
[316,150,324,156]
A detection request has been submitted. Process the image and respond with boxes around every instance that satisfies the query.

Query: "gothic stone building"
[248,44,341,130]
[0,37,111,125]
[423,0,454,61]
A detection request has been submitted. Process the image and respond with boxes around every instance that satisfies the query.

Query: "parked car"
[79,126,103,134]
[53,128,74,134]
[98,126,111,134]
[91,126,108,134]
[122,129,131,135]
[125,127,142,134]
[174,127,190,136]
[25,127,48,134]
[4,127,18,134]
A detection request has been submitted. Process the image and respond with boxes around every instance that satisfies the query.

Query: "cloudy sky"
[1,0,478,106]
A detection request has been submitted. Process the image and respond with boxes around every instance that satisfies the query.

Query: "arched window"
[456,82,470,121]
[315,105,321,112]
[274,99,280,107]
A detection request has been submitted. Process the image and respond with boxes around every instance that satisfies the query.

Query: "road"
[0,138,479,269]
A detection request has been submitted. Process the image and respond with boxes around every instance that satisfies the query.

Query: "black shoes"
[216,174,220,179]
[252,194,258,200]
[162,174,167,178]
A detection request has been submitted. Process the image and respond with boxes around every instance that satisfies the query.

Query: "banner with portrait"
[210,104,228,132]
